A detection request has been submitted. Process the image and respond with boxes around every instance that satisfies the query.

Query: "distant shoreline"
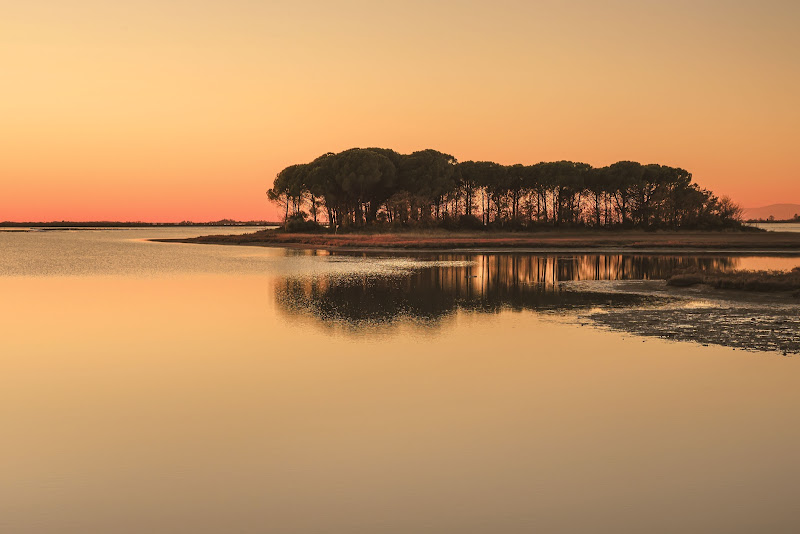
[746,219,800,224]
[0,221,279,228]
[152,229,800,254]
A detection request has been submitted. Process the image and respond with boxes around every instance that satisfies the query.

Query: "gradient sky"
[2,0,798,221]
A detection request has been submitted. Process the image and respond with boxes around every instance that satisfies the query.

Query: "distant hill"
[743,204,800,221]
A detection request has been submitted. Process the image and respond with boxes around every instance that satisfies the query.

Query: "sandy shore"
[153,229,800,253]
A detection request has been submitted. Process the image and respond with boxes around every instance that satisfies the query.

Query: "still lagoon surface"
[750,222,800,232]
[2,228,800,533]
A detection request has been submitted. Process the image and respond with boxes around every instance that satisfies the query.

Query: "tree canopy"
[267,148,743,231]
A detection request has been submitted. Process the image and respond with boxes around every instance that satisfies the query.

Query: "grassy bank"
[152,228,800,252]
[668,267,800,296]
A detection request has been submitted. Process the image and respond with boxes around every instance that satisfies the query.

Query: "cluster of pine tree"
[268,148,742,231]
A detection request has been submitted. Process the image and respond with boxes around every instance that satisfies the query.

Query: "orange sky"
[2,0,798,221]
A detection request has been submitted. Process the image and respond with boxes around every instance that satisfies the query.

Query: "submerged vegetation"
[267,148,744,232]
[668,267,800,295]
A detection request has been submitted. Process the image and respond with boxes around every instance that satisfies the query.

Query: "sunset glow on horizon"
[3,0,799,222]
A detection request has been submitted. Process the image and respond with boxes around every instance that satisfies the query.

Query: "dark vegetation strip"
[747,215,800,223]
[668,267,800,295]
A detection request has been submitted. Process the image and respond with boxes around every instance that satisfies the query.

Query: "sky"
[2,0,799,221]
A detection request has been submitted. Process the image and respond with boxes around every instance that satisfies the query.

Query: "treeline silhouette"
[275,252,738,327]
[267,148,743,231]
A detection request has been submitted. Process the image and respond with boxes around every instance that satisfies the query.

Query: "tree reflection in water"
[275,253,738,327]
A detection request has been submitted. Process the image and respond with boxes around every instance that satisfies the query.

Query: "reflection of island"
[275,253,737,326]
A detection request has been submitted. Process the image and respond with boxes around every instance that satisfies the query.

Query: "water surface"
[749,222,800,233]
[2,229,800,534]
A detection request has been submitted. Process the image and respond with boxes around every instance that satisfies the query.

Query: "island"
[154,147,800,249]
[151,148,800,300]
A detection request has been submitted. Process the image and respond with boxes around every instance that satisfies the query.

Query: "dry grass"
[155,229,800,251]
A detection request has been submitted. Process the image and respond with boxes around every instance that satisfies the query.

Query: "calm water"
[2,229,800,534]
[749,222,800,232]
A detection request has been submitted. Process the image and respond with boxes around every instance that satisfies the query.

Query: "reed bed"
[668,267,800,295]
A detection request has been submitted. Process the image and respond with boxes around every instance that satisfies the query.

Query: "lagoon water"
[2,228,800,533]
[749,222,800,232]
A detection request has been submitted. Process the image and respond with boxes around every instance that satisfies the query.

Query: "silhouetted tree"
[268,148,742,231]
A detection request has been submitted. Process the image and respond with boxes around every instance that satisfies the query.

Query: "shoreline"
[151,229,800,254]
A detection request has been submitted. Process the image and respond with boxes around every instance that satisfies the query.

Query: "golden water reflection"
[276,253,737,325]
[3,237,800,533]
